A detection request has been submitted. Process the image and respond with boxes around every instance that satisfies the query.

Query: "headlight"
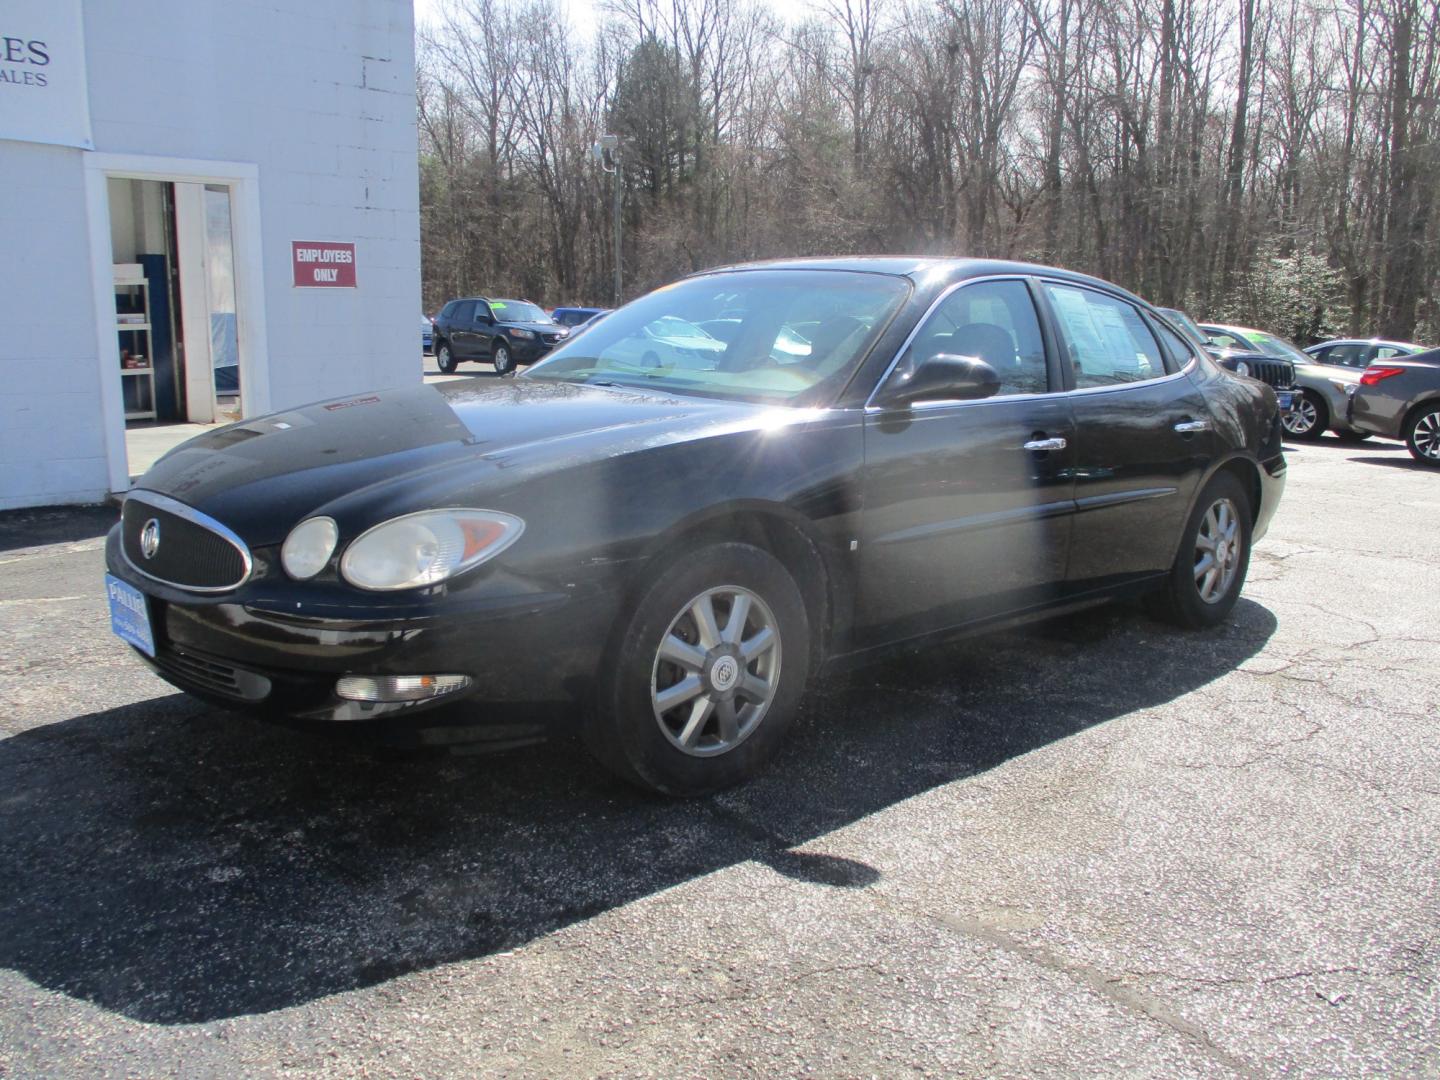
[281,517,339,580]
[1235,360,1251,377]
[339,510,524,591]
[509,328,535,340]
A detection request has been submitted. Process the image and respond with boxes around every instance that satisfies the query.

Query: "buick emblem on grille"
[140,518,161,559]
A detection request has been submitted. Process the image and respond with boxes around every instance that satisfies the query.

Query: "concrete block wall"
[0,0,419,510]
[0,143,113,508]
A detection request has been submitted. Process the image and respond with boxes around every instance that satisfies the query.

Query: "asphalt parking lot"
[1,435,1437,1077]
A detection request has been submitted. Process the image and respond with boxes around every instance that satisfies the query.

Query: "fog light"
[335,674,472,702]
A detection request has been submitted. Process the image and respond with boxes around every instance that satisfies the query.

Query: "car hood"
[1297,362,1360,384]
[503,321,564,335]
[134,379,777,544]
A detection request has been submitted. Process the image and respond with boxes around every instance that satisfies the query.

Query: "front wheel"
[1405,404,1440,466]
[585,542,810,796]
[1281,390,1327,440]
[435,341,457,373]
[492,341,514,376]
[1148,473,1252,629]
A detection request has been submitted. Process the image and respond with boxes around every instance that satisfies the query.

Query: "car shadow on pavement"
[0,599,1275,1024]
[1349,455,1432,471]
[0,506,117,554]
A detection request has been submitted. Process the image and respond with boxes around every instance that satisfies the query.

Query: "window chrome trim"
[1034,276,1200,395]
[865,274,1037,410]
[121,489,254,593]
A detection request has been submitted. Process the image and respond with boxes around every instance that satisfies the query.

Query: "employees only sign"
[291,241,357,288]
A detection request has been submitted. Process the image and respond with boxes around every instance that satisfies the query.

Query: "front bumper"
[105,526,617,735]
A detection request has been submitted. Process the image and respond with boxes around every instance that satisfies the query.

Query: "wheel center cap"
[1216,541,1229,563]
[708,655,740,693]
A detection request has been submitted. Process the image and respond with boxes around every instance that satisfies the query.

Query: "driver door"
[855,277,1077,647]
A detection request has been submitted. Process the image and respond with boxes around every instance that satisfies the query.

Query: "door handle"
[1023,437,1067,452]
[1173,419,1210,433]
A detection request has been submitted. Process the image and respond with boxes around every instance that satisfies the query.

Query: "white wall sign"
[0,0,91,150]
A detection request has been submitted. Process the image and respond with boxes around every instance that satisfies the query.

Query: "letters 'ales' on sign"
[0,0,93,149]
[291,241,357,288]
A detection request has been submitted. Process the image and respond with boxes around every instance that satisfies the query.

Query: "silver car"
[1348,348,1440,466]
[1305,338,1428,369]
[1201,323,1366,440]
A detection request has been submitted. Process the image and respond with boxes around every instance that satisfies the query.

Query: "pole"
[611,157,622,307]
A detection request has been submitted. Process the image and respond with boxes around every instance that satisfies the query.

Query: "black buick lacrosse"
[107,258,1286,795]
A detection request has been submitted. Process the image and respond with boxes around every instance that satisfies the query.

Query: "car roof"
[691,256,1154,303]
[1311,338,1422,349]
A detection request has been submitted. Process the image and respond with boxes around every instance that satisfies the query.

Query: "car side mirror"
[882,354,1001,407]
[475,310,494,324]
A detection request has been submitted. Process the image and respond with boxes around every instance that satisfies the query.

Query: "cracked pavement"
[1,436,1437,1077]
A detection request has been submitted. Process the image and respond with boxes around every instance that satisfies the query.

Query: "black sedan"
[106,258,1287,795]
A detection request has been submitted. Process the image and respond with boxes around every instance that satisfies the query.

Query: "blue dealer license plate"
[106,574,155,657]
[1276,390,1295,411]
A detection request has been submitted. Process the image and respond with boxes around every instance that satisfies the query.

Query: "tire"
[1404,403,1440,467]
[492,340,514,376]
[1148,472,1252,630]
[584,542,811,796]
[1281,390,1327,440]
[436,341,457,373]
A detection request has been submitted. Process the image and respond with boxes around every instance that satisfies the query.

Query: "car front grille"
[541,332,563,346]
[121,492,252,592]
[153,645,273,702]
[1245,358,1295,390]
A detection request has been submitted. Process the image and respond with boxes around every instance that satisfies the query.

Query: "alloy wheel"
[650,585,781,757]
[1194,496,1242,605]
[1282,395,1319,436]
[1412,410,1440,461]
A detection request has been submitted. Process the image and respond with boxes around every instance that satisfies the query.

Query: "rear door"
[1038,281,1216,589]
[855,277,1077,646]
[449,301,478,359]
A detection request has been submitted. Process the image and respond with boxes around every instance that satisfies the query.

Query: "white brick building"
[0,0,420,510]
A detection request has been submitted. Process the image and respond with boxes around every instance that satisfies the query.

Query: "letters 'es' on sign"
[291,241,357,288]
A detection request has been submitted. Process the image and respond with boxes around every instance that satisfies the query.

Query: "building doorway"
[86,155,270,492]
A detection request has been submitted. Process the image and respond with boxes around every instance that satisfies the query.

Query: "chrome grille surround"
[121,490,253,593]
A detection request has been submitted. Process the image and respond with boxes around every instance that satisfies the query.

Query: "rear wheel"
[1281,390,1327,440]
[1405,404,1440,466]
[585,542,810,796]
[492,340,514,376]
[436,341,457,373]
[1149,473,1252,629]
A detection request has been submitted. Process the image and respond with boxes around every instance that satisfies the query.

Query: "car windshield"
[490,299,551,324]
[1243,331,1308,363]
[520,270,911,405]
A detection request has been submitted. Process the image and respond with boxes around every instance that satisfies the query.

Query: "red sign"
[291,241,356,288]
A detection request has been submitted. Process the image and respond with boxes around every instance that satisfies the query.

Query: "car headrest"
[946,322,1016,369]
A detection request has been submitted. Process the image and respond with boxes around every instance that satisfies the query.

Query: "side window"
[1326,343,1368,367]
[1205,329,1246,351]
[452,300,474,323]
[1151,319,1196,373]
[904,279,1050,396]
[439,300,458,320]
[1043,284,1165,388]
[1373,346,1406,362]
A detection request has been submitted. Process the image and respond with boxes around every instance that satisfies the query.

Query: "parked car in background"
[106,257,1285,795]
[432,297,568,375]
[1348,348,1440,466]
[552,306,609,329]
[422,314,434,355]
[1304,338,1428,369]
[1172,315,1295,410]
[1201,322,1361,440]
